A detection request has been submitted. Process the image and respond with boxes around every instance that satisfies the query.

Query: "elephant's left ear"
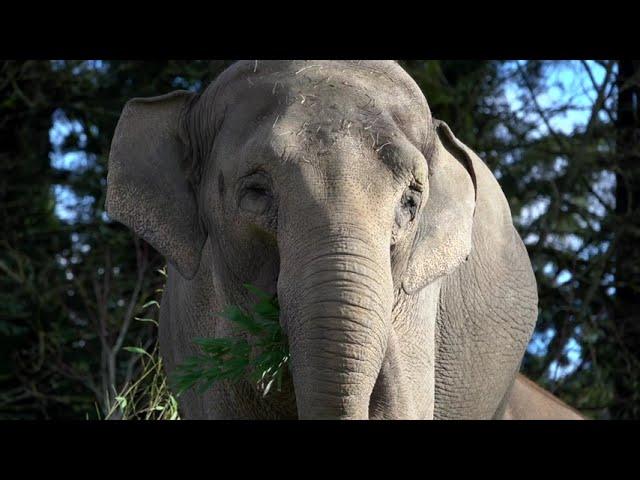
[106,90,206,279]
[402,119,478,295]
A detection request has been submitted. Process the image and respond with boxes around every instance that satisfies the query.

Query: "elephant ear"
[106,90,206,279]
[402,119,478,295]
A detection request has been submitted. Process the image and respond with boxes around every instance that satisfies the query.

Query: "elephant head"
[106,60,536,419]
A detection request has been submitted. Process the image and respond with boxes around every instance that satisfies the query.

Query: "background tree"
[611,60,640,419]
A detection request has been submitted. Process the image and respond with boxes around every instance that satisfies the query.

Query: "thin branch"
[581,60,614,133]
[515,61,570,151]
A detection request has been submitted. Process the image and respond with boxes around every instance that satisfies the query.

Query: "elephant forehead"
[235,108,428,185]
[212,60,432,152]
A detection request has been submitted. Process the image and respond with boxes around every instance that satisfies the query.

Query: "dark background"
[1,60,638,419]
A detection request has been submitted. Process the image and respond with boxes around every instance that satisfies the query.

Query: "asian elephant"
[106,60,583,420]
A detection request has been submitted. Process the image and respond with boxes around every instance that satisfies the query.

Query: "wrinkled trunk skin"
[278,227,394,420]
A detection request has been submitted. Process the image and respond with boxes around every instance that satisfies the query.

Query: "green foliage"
[172,285,289,398]
[96,265,181,420]
[104,341,180,421]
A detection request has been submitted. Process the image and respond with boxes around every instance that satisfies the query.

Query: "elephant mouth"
[251,304,416,420]
[255,349,416,420]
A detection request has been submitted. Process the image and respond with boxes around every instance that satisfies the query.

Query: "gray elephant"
[106,60,583,420]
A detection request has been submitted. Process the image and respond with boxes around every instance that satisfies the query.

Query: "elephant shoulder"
[466,144,538,312]
[434,149,539,419]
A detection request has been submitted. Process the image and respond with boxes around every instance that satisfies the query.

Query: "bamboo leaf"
[124,346,148,355]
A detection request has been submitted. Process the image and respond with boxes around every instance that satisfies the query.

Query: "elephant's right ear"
[106,90,206,279]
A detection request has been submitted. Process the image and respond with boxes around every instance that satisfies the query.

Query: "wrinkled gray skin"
[106,60,579,419]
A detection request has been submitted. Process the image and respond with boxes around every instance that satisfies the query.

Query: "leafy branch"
[172,285,289,398]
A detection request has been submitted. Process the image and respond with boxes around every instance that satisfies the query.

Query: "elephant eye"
[399,187,421,222]
[392,186,421,244]
[239,184,273,215]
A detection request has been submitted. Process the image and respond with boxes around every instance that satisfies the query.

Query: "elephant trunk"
[278,227,393,420]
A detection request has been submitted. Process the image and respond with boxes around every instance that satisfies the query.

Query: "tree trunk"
[613,59,640,419]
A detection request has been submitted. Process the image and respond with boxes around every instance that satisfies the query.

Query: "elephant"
[106,60,583,420]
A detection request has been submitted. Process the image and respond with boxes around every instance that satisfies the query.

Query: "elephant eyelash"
[238,183,273,201]
[236,170,274,196]
[248,185,268,193]
[411,178,424,192]
[236,171,277,219]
